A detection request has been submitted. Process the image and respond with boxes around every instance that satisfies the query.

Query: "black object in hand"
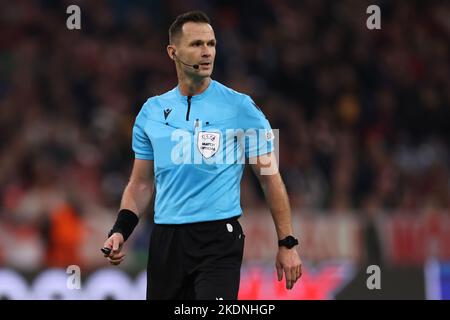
[101,247,112,255]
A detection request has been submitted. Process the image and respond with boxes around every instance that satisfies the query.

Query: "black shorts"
[146,216,245,300]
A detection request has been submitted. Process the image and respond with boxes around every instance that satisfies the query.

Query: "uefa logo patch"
[197,131,220,159]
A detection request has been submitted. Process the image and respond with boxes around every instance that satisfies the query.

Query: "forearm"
[259,173,293,240]
[119,180,154,218]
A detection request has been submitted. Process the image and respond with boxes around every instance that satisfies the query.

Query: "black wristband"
[108,209,139,241]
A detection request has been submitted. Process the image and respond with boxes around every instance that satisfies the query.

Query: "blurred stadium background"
[0,0,449,299]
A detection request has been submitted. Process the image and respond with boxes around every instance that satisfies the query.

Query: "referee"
[103,10,302,300]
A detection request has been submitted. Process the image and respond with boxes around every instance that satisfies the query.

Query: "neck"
[177,73,211,96]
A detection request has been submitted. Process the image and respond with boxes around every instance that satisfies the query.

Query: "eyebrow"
[188,39,216,45]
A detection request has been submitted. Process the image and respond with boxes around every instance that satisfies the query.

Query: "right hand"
[103,233,125,265]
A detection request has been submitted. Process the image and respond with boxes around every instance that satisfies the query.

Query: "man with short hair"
[103,10,302,300]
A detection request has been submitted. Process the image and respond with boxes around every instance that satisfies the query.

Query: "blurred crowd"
[0,0,448,272]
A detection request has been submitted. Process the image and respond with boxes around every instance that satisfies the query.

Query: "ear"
[167,45,176,60]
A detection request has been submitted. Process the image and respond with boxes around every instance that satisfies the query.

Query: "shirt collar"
[175,79,215,101]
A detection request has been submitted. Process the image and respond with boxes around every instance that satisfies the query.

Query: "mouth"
[199,62,211,67]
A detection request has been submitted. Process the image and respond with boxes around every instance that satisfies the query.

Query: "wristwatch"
[278,235,299,249]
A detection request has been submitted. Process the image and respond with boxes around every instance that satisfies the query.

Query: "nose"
[201,45,211,57]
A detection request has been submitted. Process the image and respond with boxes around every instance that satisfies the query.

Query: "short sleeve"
[238,95,274,159]
[132,103,154,160]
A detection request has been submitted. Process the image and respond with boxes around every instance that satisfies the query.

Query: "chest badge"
[197,131,220,159]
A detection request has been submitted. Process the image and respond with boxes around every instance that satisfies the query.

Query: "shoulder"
[212,80,248,104]
[154,86,178,101]
[139,87,178,114]
[212,80,265,118]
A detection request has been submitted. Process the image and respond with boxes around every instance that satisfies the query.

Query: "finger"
[293,266,300,282]
[108,258,125,265]
[108,256,125,263]
[276,263,283,281]
[285,268,291,289]
[286,279,293,290]
[291,268,300,289]
[109,252,126,260]
[286,267,295,290]
[108,255,125,264]
[108,258,124,266]
[103,240,111,249]
[112,237,120,252]
[102,240,113,256]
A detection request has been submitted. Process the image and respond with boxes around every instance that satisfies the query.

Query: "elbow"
[257,172,280,189]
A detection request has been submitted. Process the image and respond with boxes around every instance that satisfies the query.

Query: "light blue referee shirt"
[132,80,274,224]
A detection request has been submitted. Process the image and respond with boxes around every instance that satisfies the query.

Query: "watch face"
[286,238,295,248]
[279,236,298,248]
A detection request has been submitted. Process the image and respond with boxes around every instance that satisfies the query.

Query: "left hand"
[276,246,303,290]
[103,233,126,266]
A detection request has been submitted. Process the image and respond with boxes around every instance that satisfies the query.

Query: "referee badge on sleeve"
[265,129,275,141]
[197,131,220,159]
